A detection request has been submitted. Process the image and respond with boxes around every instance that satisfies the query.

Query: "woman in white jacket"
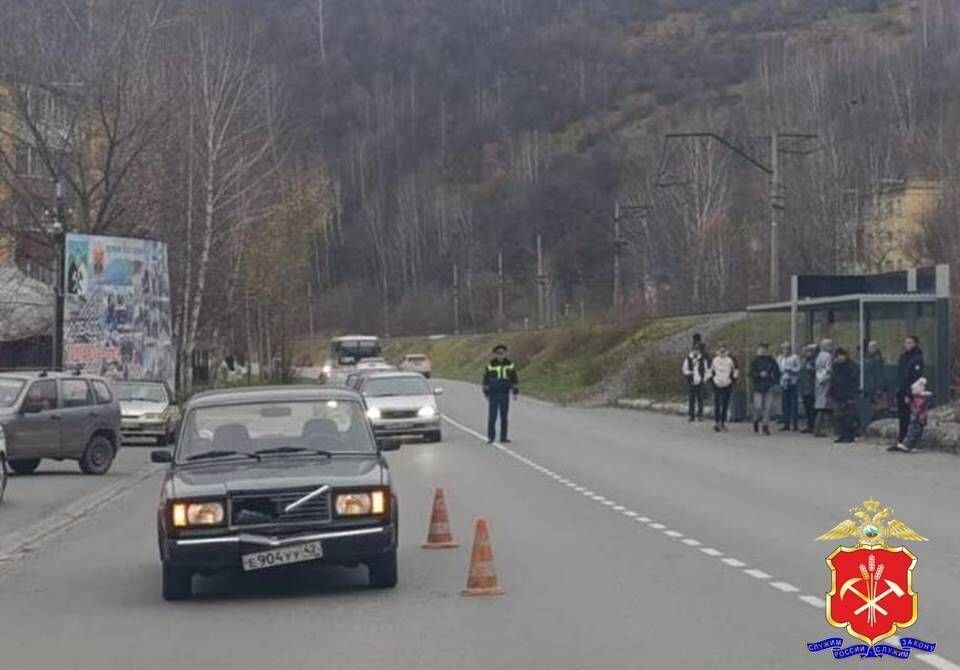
[708,343,739,432]
[814,338,834,437]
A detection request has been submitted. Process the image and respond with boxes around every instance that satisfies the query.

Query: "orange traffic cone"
[461,518,504,596]
[422,488,459,549]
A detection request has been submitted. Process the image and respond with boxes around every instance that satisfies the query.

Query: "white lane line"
[798,595,825,609]
[603,501,617,507]
[442,413,960,670]
[744,569,772,580]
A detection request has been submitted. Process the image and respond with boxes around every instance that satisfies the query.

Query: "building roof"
[747,292,940,313]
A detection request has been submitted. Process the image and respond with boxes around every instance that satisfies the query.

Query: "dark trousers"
[897,391,911,443]
[487,393,510,441]
[688,385,704,420]
[713,386,732,425]
[802,394,816,432]
[835,402,858,440]
[781,386,798,429]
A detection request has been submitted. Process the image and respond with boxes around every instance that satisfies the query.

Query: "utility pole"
[536,234,546,329]
[453,262,461,335]
[613,201,622,316]
[497,249,504,329]
[769,129,781,302]
[50,178,66,370]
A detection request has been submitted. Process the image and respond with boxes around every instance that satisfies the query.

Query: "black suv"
[0,371,123,475]
[153,385,400,600]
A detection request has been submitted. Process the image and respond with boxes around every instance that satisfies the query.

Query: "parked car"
[398,354,432,378]
[358,372,442,442]
[0,371,122,475]
[152,385,400,600]
[114,381,180,445]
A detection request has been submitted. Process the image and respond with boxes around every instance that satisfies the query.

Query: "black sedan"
[152,386,400,600]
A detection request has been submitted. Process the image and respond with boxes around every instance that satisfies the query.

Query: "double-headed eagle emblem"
[816,498,926,547]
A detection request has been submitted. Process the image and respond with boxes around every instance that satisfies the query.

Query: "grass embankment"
[292,312,793,404]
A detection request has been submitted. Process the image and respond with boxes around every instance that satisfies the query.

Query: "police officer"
[483,344,519,444]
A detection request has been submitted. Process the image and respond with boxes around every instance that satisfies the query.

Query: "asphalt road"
[0,380,958,669]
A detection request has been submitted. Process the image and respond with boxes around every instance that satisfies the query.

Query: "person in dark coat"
[749,343,780,435]
[797,344,818,433]
[482,344,519,444]
[862,341,885,401]
[682,343,708,422]
[895,336,924,445]
[829,348,861,444]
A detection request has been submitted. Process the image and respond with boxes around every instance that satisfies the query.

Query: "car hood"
[120,400,168,416]
[364,394,436,410]
[166,455,385,498]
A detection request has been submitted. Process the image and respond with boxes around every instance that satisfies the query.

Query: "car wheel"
[79,436,115,475]
[162,563,192,601]
[367,549,398,588]
[8,458,41,475]
[0,455,7,504]
[425,430,442,443]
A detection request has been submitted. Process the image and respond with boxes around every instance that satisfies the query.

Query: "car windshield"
[364,376,431,397]
[0,379,25,407]
[333,340,381,361]
[405,356,426,362]
[114,383,167,404]
[177,399,375,462]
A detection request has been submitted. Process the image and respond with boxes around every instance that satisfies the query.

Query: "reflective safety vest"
[486,363,515,379]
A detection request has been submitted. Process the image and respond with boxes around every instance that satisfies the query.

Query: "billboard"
[63,233,174,388]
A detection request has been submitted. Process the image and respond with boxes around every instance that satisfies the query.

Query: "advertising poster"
[63,233,174,388]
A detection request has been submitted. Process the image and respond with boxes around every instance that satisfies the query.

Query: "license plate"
[241,541,323,572]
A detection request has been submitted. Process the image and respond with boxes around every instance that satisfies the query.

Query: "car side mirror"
[150,450,173,463]
[433,387,444,396]
[377,437,402,452]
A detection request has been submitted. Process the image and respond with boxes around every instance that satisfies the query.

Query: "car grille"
[230,487,332,528]
[381,409,418,419]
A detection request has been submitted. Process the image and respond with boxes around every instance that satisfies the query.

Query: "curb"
[0,464,161,571]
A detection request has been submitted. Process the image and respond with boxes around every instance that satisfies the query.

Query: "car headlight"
[142,412,163,420]
[322,363,332,375]
[335,490,386,516]
[366,407,382,420]
[171,501,225,527]
[417,406,436,418]
[0,425,6,451]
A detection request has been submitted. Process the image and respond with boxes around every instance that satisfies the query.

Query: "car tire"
[8,458,41,475]
[79,436,115,475]
[162,563,192,601]
[0,455,7,504]
[425,430,442,443]
[367,549,398,588]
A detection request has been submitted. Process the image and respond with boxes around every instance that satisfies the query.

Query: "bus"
[321,335,382,384]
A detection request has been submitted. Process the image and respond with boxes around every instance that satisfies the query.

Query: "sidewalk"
[614,396,960,455]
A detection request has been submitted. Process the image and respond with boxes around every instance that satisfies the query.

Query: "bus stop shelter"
[746,265,951,403]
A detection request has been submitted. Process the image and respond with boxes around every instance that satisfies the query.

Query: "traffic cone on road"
[461,518,505,596]
[422,488,459,549]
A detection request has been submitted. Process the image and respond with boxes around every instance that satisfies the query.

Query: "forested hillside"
[3,0,960,362]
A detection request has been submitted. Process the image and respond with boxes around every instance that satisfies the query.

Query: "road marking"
[602,501,617,507]
[612,505,626,512]
[744,569,772,580]
[442,413,960,670]
[798,595,826,609]
[664,530,684,538]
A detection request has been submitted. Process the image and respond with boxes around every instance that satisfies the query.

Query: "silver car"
[114,381,180,445]
[0,372,122,475]
[358,372,442,443]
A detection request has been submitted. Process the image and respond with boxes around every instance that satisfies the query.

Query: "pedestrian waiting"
[895,336,924,447]
[829,347,860,444]
[798,344,818,433]
[888,377,932,453]
[682,342,708,422]
[813,338,834,437]
[777,342,801,431]
[482,344,519,444]
[750,343,780,435]
[707,343,739,432]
